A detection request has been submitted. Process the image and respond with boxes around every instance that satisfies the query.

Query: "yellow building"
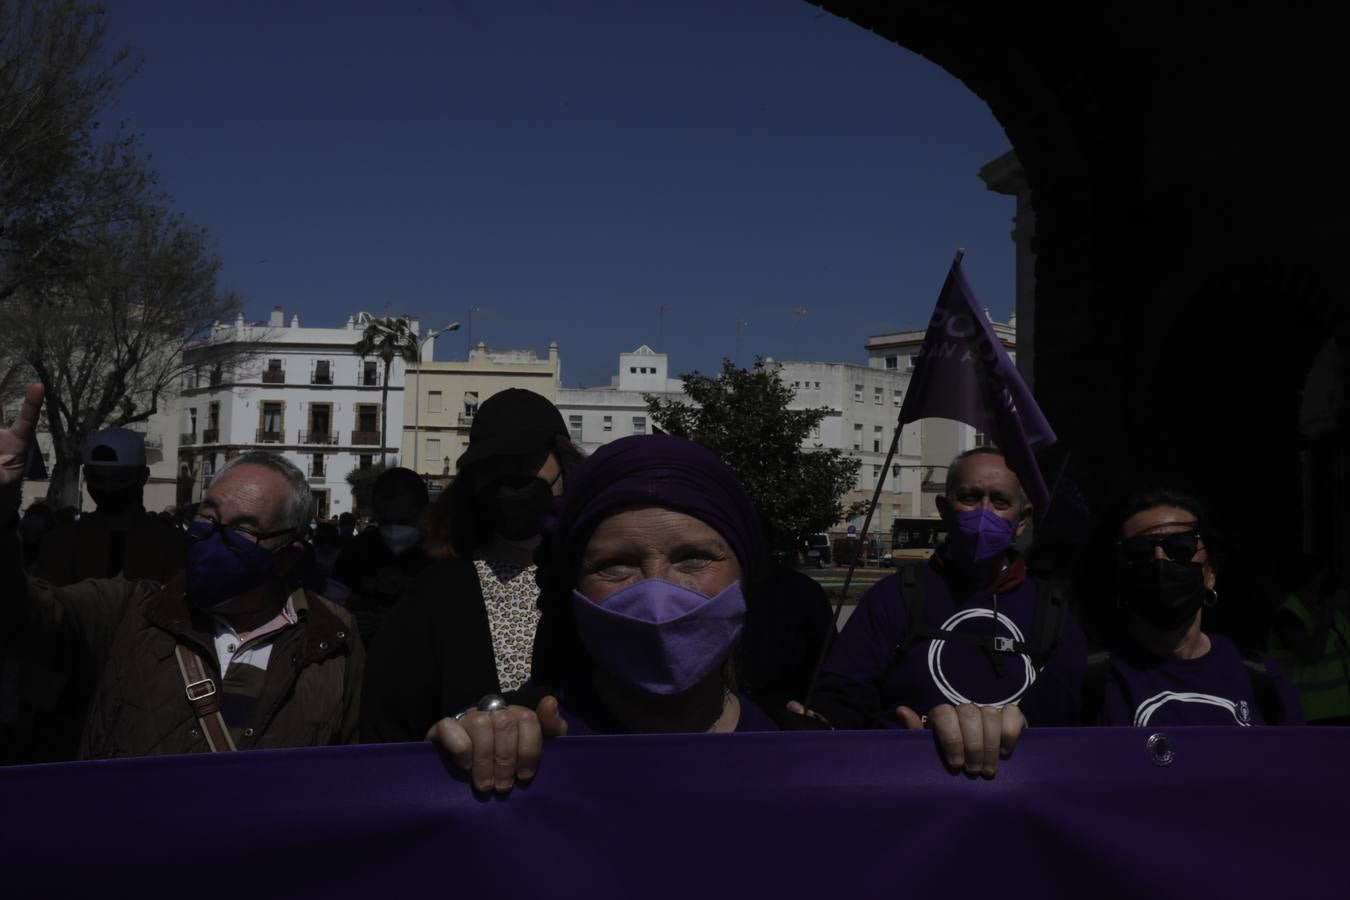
[401,341,561,481]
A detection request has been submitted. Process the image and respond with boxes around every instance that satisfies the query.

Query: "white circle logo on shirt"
[926,608,1038,707]
[1133,691,1253,727]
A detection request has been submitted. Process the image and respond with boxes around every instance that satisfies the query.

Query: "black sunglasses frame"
[1117,531,1205,566]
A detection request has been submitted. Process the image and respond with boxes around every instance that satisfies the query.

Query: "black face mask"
[483,475,554,541]
[88,486,143,517]
[1118,558,1210,631]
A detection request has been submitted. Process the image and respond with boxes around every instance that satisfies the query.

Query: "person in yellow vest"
[1268,564,1350,725]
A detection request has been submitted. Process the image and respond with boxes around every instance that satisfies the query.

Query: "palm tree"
[353,313,420,467]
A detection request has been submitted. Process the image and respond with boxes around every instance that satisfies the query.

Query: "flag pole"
[1037,447,1072,528]
[801,248,978,710]
[801,248,969,710]
[802,406,907,710]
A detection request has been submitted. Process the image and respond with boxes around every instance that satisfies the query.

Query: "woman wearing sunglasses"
[1094,489,1302,726]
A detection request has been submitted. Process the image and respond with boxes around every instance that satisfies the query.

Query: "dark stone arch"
[813,2,1345,640]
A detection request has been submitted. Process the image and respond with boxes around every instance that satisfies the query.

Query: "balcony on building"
[179,432,197,446]
[311,361,333,385]
[351,430,381,446]
[256,429,284,444]
[202,428,220,444]
[300,430,338,446]
[457,413,475,426]
[309,462,326,483]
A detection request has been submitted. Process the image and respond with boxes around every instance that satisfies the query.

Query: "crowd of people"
[1,381,1346,789]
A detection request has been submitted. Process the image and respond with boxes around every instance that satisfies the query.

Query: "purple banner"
[900,259,1056,508]
[3,729,1346,899]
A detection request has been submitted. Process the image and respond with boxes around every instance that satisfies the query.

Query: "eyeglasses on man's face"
[189,515,295,553]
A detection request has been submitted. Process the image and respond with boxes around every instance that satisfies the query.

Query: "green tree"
[647,358,866,552]
[345,460,388,519]
[352,313,419,467]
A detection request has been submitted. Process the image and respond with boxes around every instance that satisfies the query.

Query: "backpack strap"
[1240,652,1283,725]
[898,563,931,654]
[899,563,1065,669]
[1081,650,1112,725]
[1024,576,1068,670]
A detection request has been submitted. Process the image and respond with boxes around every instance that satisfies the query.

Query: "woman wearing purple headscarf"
[427,435,779,793]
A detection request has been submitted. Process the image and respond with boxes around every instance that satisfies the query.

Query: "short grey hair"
[944,447,1031,511]
[212,451,314,533]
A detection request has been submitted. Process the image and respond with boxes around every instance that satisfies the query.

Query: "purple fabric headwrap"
[555,435,763,587]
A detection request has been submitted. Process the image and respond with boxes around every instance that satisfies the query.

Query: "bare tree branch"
[3,207,244,504]
[0,0,150,302]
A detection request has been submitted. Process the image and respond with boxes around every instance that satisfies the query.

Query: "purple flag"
[900,257,1057,509]
[2,730,1347,899]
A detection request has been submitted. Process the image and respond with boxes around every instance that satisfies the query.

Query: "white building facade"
[864,313,1017,517]
[401,341,561,484]
[177,307,419,518]
[555,345,685,454]
[772,359,923,534]
[553,331,1022,536]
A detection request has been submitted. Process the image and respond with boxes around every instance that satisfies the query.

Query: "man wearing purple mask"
[0,384,362,758]
[794,447,1088,778]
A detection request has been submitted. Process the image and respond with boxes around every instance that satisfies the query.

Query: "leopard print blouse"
[474,557,543,693]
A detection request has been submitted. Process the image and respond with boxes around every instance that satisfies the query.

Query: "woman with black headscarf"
[427,435,780,793]
[361,389,583,743]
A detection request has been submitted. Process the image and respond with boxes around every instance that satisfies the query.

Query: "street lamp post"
[412,321,460,474]
[466,306,483,356]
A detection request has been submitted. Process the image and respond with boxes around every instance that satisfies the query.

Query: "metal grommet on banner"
[1147,732,1175,767]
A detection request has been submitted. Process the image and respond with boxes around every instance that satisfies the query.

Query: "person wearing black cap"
[34,427,186,586]
[14,428,186,762]
[361,389,584,743]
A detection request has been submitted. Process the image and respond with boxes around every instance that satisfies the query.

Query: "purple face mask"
[945,507,1015,563]
[185,520,285,610]
[571,579,746,695]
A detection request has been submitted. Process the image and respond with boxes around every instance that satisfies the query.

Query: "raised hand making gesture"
[0,382,45,516]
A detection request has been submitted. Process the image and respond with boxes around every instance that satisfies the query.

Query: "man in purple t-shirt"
[1096,489,1301,727]
[795,448,1088,777]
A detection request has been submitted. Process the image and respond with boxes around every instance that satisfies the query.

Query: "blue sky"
[102,0,1014,388]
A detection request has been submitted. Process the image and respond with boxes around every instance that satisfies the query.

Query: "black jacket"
[361,558,508,743]
[328,530,432,650]
[735,564,837,726]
